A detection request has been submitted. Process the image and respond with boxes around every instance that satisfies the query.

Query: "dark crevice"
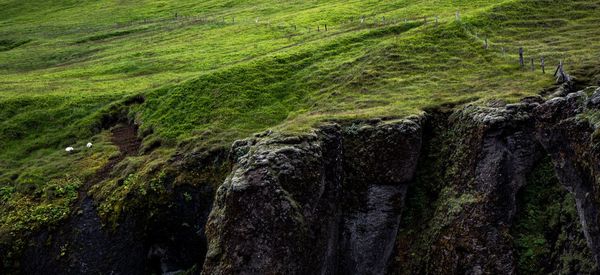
[512,156,597,274]
[389,109,452,274]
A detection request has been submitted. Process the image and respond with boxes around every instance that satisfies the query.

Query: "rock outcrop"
[536,89,600,264]
[5,86,600,274]
[202,118,423,274]
[204,86,600,274]
[417,102,542,274]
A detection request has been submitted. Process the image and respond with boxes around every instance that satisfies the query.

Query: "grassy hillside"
[1,0,600,250]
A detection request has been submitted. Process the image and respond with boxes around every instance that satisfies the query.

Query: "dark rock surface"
[536,90,600,265]
[202,118,423,274]
[203,84,600,274]
[420,102,542,274]
[15,137,228,275]
[6,85,600,275]
[339,119,422,275]
[391,88,600,274]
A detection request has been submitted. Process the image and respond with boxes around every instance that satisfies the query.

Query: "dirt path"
[69,124,142,272]
[75,123,141,207]
[24,123,144,274]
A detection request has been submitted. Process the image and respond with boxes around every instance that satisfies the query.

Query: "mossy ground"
[2,0,600,261]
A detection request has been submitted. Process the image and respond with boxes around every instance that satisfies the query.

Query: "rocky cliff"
[202,117,422,274]
[204,85,600,274]
[5,86,600,274]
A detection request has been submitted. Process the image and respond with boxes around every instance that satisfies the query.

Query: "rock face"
[339,120,422,275]
[418,103,542,274]
[11,147,229,275]
[202,118,423,274]
[204,85,600,274]
[5,87,600,274]
[536,89,600,264]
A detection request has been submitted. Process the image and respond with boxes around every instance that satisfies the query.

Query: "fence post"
[456,11,461,21]
[554,60,570,83]
[325,24,328,31]
[519,47,524,68]
[541,56,545,74]
[435,16,439,27]
[531,58,535,71]
[484,37,488,50]
[318,25,320,31]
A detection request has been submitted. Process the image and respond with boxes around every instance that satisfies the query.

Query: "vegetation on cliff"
[512,158,597,274]
[2,0,600,270]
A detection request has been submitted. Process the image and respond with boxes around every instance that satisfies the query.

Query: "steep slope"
[204,85,600,274]
[2,0,600,273]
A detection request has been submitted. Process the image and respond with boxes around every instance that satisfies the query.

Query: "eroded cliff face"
[12,146,230,275]
[202,118,423,274]
[397,102,542,274]
[6,87,600,274]
[536,90,600,265]
[203,86,600,274]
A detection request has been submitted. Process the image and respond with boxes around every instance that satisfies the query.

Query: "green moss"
[512,157,597,274]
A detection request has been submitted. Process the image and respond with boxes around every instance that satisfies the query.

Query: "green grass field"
[1,0,600,245]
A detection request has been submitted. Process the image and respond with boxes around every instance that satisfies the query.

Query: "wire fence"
[105,10,573,83]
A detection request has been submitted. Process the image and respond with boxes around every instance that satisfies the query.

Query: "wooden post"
[531,58,535,71]
[382,16,385,25]
[294,24,296,31]
[456,10,461,21]
[502,47,506,56]
[554,60,571,83]
[519,47,524,68]
[541,56,545,74]
[318,25,320,32]
[325,24,327,31]
[484,37,488,50]
[435,16,439,27]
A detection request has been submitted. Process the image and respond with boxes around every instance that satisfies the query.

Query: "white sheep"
[65,147,74,153]
[86,142,93,148]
